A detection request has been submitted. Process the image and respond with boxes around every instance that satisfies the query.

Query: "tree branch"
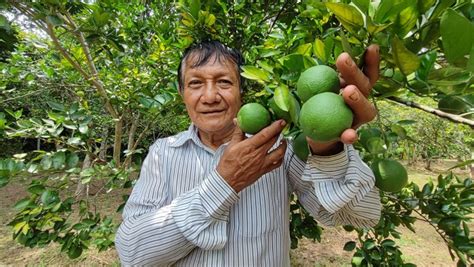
[386,96,474,128]
[63,11,119,119]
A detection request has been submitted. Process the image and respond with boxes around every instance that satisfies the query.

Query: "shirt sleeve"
[115,141,239,266]
[286,143,381,228]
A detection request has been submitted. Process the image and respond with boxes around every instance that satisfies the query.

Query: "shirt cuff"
[302,144,349,182]
[199,169,239,221]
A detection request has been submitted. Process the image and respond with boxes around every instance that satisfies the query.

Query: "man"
[115,40,381,266]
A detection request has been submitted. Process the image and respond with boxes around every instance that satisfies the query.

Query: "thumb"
[230,118,245,143]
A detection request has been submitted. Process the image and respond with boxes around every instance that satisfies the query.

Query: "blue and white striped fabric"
[115,124,381,266]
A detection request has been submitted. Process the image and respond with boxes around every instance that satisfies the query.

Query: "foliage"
[0,0,473,265]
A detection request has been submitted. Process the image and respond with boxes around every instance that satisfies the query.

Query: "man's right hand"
[217,119,288,193]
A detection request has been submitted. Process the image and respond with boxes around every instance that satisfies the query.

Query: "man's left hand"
[308,44,380,156]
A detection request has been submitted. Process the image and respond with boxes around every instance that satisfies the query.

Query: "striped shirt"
[115,124,381,266]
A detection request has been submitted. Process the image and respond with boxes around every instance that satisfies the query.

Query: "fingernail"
[346,58,353,67]
[350,91,359,101]
[280,120,286,126]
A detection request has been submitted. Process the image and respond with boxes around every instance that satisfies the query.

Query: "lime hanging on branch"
[237,103,271,134]
[371,159,408,192]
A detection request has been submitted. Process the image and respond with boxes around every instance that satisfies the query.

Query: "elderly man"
[115,40,382,266]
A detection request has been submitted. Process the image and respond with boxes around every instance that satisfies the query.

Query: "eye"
[218,79,233,87]
[188,80,203,88]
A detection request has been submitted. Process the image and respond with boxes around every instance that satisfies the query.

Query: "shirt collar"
[169,124,201,147]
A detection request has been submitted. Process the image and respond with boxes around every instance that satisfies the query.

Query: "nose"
[201,82,221,103]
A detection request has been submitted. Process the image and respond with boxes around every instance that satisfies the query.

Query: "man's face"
[180,55,242,137]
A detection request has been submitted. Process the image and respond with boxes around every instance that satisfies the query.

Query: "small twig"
[387,96,474,128]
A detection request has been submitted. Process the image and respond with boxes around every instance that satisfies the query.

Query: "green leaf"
[67,245,83,259]
[352,0,369,14]
[240,65,270,83]
[295,43,312,56]
[381,239,396,247]
[28,184,46,195]
[391,36,420,75]
[189,0,201,20]
[41,190,59,206]
[430,0,455,20]
[428,67,471,86]
[344,241,356,251]
[467,45,474,72]
[13,221,26,235]
[288,94,300,127]
[366,137,386,154]
[416,51,436,81]
[41,155,52,170]
[367,16,392,35]
[0,14,9,30]
[47,101,65,112]
[440,9,474,64]
[67,137,84,145]
[374,0,411,23]
[66,153,79,168]
[418,0,436,14]
[52,151,66,169]
[363,240,376,250]
[313,38,326,62]
[325,3,364,35]
[352,255,364,266]
[14,198,31,211]
[392,4,418,38]
[274,84,290,112]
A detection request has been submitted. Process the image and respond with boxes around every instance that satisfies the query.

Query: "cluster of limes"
[237,65,408,192]
[237,65,351,140]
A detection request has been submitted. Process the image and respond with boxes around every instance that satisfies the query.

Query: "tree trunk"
[123,116,138,168]
[113,118,123,167]
[75,154,91,196]
[98,128,109,161]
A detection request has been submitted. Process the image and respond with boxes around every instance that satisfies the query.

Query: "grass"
[0,160,471,266]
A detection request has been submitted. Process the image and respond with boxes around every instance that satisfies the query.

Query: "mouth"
[201,110,225,114]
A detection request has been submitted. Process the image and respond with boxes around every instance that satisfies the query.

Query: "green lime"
[371,159,408,192]
[237,103,271,134]
[299,92,353,142]
[297,65,340,102]
[293,132,309,162]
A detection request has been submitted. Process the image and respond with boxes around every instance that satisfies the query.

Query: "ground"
[0,160,470,266]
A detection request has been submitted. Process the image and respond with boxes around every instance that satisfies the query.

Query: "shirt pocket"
[232,171,284,237]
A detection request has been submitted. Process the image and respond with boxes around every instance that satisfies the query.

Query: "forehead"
[183,52,239,77]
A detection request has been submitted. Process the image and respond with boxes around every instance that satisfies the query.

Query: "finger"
[342,85,377,129]
[230,118,245,144]
[336,52,372,97]
[340,128,358,144]
[264,140,287,167]
[249,119,286,147]
[363,44,380,87]
[259,135,281,154]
